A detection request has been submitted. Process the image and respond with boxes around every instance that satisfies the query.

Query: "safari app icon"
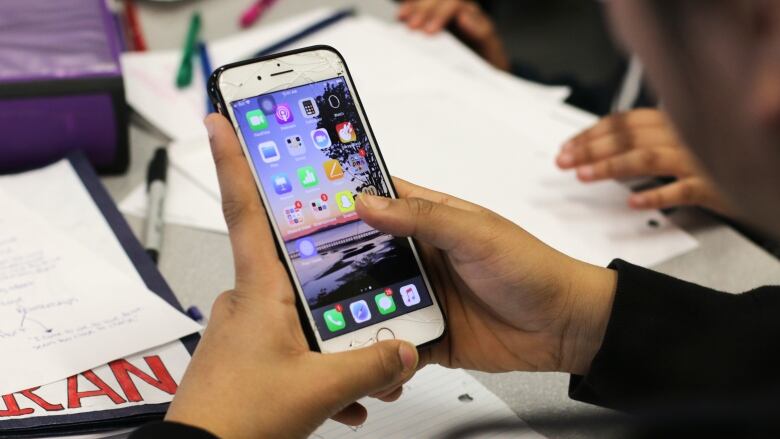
[350,300,372,324]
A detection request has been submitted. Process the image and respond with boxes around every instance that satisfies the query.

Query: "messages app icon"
[375,291,396,315]
[246,109,268,131]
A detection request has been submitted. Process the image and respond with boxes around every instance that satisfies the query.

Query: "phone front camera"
[257,75,262,80]
[276,63,280,67]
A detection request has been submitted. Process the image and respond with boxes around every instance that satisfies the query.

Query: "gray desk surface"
[103,1,780,437]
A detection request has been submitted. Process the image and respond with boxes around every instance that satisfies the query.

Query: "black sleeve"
[129,421,218,439]
[569,259,780,410]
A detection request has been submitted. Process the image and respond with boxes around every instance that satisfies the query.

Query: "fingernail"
[561,141,576,152]
[359,194,391,210]
[577,165,595,180]
[398,343,418,372]
[630,194,647,207]
[557,152,575,167]
[204,117,216,140]
[424,21,438,33]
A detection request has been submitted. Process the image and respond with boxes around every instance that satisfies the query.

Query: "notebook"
[0,153,199,437]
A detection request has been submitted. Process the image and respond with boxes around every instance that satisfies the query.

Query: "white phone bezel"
[214,47,445,353]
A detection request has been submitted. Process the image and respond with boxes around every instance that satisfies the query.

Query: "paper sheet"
[0,160,194,427]
[120,99,697,268]
[119,139,225,234]
[312,365,545,438]
[120,10,567,142]
[0,188,200,395]
[119,9,696,267]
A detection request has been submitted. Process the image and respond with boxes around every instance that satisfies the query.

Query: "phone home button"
[376,327,395,342]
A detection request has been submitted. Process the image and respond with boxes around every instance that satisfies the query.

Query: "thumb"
[322,340,418,404]
[357,194,483,252]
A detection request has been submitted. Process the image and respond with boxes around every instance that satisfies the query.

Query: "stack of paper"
[119,9,697,267]
[0,159,200,435]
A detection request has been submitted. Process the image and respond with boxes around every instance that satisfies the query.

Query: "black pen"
[144,148,168,264]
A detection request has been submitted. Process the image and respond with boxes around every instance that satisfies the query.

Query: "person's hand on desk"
[356,181,617,376]
[397,0,510,70]
[163,115,419,438]
[556,108,734,216]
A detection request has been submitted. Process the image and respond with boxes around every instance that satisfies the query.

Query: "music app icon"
[400,284,421,307]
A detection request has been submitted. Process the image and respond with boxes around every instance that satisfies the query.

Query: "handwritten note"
[0,189,200,395]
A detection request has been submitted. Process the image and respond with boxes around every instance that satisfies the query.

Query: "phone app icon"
[271,173,292,195]
[336,190,355,213]
[285,135,306,156]
[336,121,356,143]
[323,159,344,180]
[400,284,421,307]
[310,194,329,218]
[375,290,397,315]
[299,97,319,118]
[350,300,372,324]
[246,109,269,131]
[258,141,280,163]
[311,128,332,149]
[323,307,346,332]
[297,166,319,189]
[297,237,318,258]
[275,103,294,124]
[283,203,304,226]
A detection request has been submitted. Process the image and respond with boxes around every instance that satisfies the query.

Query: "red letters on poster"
[110,356,177,402]
[0,355,176,417]
[20,387,64,412]
[0,395,34,417]
[67,371,126,408]
[0,355,178,425]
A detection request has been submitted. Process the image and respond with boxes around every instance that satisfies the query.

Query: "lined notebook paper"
[311,365,545,439]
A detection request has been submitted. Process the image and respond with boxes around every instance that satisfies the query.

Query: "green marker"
[176,12,202,88]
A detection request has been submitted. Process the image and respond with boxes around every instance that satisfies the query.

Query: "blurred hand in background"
[556,109,733,216]
[397,0,510,71]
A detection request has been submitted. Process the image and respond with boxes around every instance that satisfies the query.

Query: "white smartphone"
[208,46,446,353]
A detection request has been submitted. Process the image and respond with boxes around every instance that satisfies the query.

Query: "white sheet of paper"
[0,160,193,428]
[120,10,567,142]
[120,96,697,268]
[0,190,200,395]
[312,365,545,438]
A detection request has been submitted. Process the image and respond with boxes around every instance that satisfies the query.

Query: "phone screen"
[231,76,433,340]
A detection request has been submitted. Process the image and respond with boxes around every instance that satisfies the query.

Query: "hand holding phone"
[164,114,419,438]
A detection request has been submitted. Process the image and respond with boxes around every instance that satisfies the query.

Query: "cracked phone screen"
[230,72,435,341]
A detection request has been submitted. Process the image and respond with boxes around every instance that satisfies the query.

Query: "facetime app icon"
[246,109,268,131]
